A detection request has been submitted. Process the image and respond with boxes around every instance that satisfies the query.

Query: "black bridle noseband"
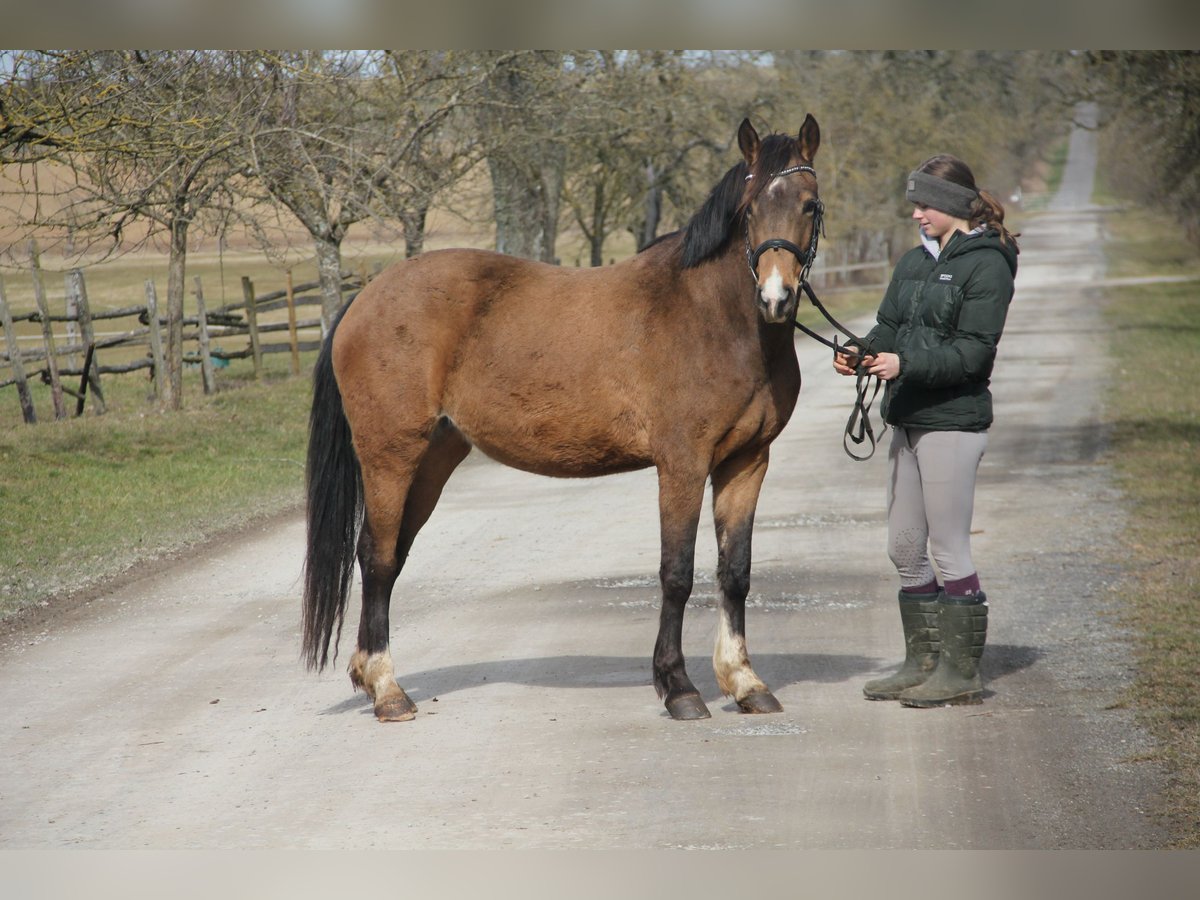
[745,164,886,461]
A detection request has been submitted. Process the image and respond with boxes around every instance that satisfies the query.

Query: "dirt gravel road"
[0,111,1168,849]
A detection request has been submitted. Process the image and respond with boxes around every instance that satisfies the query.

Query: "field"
[1097,205,1200,845]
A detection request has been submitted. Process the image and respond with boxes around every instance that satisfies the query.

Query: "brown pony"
[303,116,822,722]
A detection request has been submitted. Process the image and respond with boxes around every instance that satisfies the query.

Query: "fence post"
[68,269,105,414]
[144,279,166,406]
[285,269,300,376]
[73,344,95,417]
[29,239,67,420]
[193,276,217,395]
[0,274,37,424]
[241,276,263,380]
[64,273,80,372]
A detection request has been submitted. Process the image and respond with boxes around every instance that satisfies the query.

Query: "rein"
[744,163,886,461]
[795,281,885,462]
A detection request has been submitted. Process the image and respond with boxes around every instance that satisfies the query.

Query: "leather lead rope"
[843,370,884,461]
[792,281,888,462]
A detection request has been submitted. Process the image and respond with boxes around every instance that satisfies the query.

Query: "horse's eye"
[803,200,818,215]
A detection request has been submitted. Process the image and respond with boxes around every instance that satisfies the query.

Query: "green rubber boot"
[898,594,987,707]
[863,591,941,700]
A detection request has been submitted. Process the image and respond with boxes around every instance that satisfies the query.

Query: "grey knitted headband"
[906,170,978,219]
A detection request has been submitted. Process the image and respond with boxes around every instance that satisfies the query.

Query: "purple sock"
[945,573,981,597]
[905,578,940,595]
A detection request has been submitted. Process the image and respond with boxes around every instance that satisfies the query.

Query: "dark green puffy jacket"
[862,227,1018,432]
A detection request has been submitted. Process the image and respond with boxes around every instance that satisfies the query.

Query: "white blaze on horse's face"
[757,254,793,324]
[758,179,792,318]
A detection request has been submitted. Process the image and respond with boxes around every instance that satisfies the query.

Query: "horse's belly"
[443,377,652,479]
[457,416,653,478]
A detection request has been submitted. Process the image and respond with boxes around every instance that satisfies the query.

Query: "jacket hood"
[940,226,1019,277]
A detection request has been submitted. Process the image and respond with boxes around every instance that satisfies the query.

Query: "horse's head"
[739,115,822,325]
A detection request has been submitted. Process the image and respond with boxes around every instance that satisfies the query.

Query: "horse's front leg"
[652,466,709,720]
[712,446,782,713]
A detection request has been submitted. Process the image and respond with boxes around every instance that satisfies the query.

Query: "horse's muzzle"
[758,283,798,324]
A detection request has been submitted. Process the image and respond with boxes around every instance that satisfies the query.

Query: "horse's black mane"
[639,230,679,253]
[679,133,804,269]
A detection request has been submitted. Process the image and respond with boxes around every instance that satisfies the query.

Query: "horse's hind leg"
[350,419,472,722]
[348,456,417,722]
[711,446,782,713]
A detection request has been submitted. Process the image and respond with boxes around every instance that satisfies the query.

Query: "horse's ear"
[737,118,760,165]
[798,114,820,161]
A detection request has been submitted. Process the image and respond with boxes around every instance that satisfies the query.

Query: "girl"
[835,155,1019,707]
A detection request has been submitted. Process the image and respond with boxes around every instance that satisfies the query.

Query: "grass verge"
[0,352,314,619]
[1100,206,1200,847]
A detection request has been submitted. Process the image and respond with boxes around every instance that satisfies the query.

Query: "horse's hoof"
[737,691,783,714]
[375,693,418,722]
[666,692,711,720]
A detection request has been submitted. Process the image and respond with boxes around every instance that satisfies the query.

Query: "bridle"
[744,165,824,286]
[744,163,886,461]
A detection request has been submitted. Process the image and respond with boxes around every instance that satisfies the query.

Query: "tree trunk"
[638,162,662,251]
[314,234,344,335]
[480,52,565,264]
[489,155,546,260]
[164,214,189,411]
[590,182,605,267]
[538,150,564,264]
[402,205,428,258]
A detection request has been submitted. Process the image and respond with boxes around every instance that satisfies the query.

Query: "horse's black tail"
[302,303,362,671]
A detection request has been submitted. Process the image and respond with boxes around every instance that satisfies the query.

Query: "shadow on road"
[318,645,1041,717]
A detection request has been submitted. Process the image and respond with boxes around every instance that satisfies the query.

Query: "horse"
[303,115,823,722]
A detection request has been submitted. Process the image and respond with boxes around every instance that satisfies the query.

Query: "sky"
[4,1,1198,50]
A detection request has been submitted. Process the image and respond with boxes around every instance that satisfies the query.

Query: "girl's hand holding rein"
[864,352,901,381]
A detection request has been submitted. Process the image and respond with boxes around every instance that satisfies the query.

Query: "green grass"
[1099,206,1200,847]
[0,352,314,617]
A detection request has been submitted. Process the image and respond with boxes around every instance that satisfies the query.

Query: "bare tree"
[561,51,747,265]
[243,51,378,329]
[768,50,1072,269]
[1084,51,1200,243]
[373,51,498,259]
[244,51,495,326]
[474,51,576,263]
[1,50,262,410]
[1,53,69,163]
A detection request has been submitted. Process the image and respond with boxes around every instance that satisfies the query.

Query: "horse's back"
[332,243,798,477]
[340,247,651,339]
[332,248,670,476]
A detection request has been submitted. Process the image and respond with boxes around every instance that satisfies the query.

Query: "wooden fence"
[809,258,891,292]
[2,250,888,426]
[0,260,363,424]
